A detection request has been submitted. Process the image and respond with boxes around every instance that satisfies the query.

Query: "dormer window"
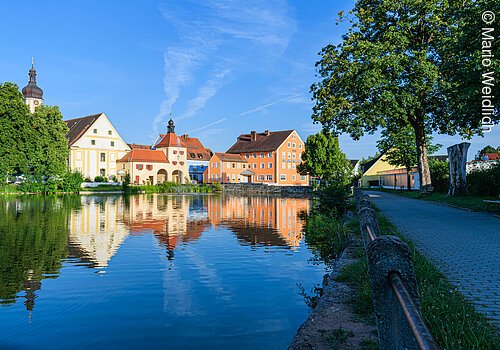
[108,130,112,135]
[197,153,203,159]
[190,152,196,158]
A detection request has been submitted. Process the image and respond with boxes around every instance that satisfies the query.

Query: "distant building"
[350,159,361,176]
[361,154,419,189]
[216,129,308,186]
[118,119,189,184]
[21,59,43,113]
[207,152,249,183]
[65,113,130,180]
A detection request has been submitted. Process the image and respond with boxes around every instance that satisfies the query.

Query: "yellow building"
[65,112,131,180]
[361,154,420,189]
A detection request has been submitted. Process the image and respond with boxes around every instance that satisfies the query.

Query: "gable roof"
[117,149,169,163]
[214,152,247,163]
[362,154,383,174]
[128,143,151,150]
[180,134,211,161]
[226,130,294,153]
[65,113,102,146]
[155,132,183,148]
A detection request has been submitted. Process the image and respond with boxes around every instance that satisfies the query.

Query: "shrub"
[122,173,131,191]
[467,162,500,196]
[59,171,84,192]
[429,159,449,193]
[94,175,107,183]
[212,181,222,191]
[317,185,351,218]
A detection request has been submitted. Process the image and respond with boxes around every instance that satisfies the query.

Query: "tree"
[0,83,31,183]
[310,0,499,193]
[377,125,441,190]
[298,131,352,187]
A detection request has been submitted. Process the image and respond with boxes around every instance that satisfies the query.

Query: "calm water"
[0,194,327,349]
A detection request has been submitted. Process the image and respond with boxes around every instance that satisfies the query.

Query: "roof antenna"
[31,57,35,68]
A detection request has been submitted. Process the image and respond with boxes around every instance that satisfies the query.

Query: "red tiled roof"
[180,134,211,161]
[117,149,169,163]
[486,153,500,160]
[65,113,102,146]
[214,152,247,162]
[226,130,294,153]
[128,143,151,149]
[155,132,183,148]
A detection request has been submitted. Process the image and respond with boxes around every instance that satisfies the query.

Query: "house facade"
[213,129,308,186]
[118,119,189,184]
[207,152,249,183]
[65,113,130,180]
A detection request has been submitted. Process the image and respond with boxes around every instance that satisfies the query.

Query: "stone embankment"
[221,183,313,197]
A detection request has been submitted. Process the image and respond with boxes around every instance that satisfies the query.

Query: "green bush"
[317,185,351,218]
[467,162,500,196]
[59,171,84,192]
[429,159,449,193]
[212,181,222,191]
[94,175,107,182]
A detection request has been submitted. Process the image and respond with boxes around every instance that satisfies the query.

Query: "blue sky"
[1,0,498,160]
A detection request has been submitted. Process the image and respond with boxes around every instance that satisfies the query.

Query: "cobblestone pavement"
[365,191,500,329]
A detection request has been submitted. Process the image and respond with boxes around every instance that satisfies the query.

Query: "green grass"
[125,182,213,194]
[81,185,123,192]
[371,188,499,212]
[376,213,500,350]
[0,184,18,194]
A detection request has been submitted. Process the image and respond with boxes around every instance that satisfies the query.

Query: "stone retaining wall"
[221,183,313,197]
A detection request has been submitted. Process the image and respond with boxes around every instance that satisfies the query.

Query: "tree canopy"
[0,82,69,185]
[310,0,499,193]
[298,131,352,187]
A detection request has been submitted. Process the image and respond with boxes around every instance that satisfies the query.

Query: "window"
[292,164,296,169]
[299,144,302,149]
[215,174,219,180]
[173,150,177,154]
[211,163,214,168]
[136,164,143,170]
[227,175,231,181]
[232,163,236,168]
[253,164,257,169]
[266,175,273,181]
[292,174,296,181]
[288,142,291,147]
[100,153,106,161]
[260,163,265,169]
[288,152,291,159]
[237,163,241,169]
[256,175,264,181]
[253,153,257,158]
[110,141,115,147]
[260,153,265,158]
[282,162,286,169]
[190,152,196,158]
[227,163,231,169]
[268,162,273,168]
[282,152,286,158]
[108,130,112,135]
[215,163,219,168]
[146,165,153,171]
[197,153,203,159]
[292,153,296,159]
[91,140,96,145]
[280,174,287,181]
[242,164,246,169]
[300,175,306,181]
[287,163,291,169]
[292,134,296,139]
[268,152,272,158]
[100,169,105,176]
[93,129,97,134]
[246,153,250,158]
[179,151,184,155]
[292,143,296,148]
[232,174,236,181]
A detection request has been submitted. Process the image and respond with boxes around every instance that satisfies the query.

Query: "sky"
[0,0,498,160]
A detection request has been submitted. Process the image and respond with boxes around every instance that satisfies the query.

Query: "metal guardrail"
[355,188,440,350]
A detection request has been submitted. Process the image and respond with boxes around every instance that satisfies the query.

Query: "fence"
[354,189,440,350]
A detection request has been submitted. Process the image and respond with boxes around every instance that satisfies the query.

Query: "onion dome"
[22,59,43,99]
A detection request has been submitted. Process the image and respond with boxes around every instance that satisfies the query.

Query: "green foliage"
[298,131,352,187]
[0,82,69,185]
[310,1,496,190]
[122,173,131,191]
[60,171,84,192]
[428,159,449,193]
[124,182,213,194]
[211,181,222,191]
[94,176,107,183]
[304,213,351,268]
[317,185,351,218]
[467,162,500,196]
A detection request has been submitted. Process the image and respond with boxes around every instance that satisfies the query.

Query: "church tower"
[22,58,43,113]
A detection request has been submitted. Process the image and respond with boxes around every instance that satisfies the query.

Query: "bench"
[484,196,500,211]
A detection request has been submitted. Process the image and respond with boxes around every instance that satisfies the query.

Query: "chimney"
[264,130,270,136]
[251,131,257,142]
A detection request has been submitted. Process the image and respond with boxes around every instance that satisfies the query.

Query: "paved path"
[365,191,500,328]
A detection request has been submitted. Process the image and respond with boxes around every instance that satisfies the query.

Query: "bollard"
[367,236,419,350]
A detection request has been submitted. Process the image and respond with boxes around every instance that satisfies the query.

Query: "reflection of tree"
[0,196,76,310]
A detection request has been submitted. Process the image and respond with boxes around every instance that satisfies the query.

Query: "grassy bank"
[370,188,498,212]
[339,208,500,349]
[80,185,123,192]
[124,182,214,194]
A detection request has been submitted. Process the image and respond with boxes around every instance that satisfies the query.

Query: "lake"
[0,194,327,349]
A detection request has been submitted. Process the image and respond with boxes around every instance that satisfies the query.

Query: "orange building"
[209,129,308,186]
[207,152,249,183]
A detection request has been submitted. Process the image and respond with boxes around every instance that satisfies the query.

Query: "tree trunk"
[447,142,470,196]
[406,170,412,191]
[414,124,432,193]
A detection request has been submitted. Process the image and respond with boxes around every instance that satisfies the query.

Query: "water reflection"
[0,194,310,313]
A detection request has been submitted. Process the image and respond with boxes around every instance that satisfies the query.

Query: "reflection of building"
[68,196,129,267]
[207,196,309,248]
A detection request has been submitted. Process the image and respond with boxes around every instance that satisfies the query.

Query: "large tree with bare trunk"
[310,0,499,193]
